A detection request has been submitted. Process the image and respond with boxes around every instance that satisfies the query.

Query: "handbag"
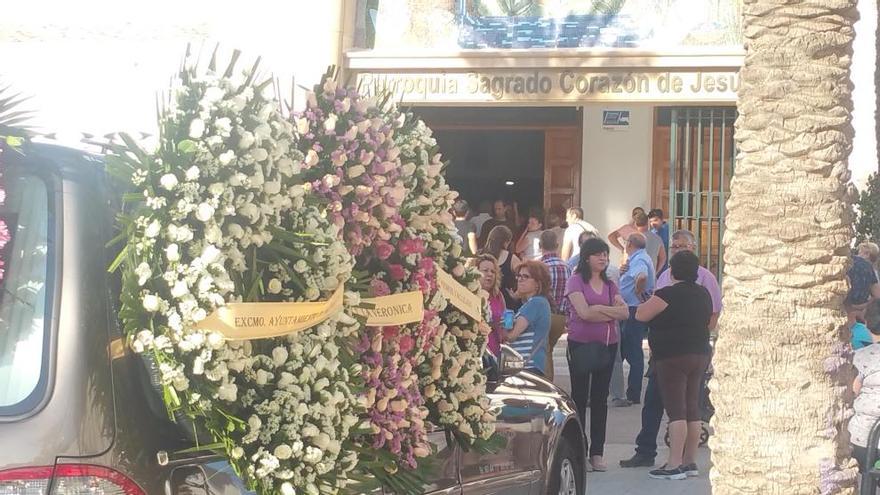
[567,283,615,374]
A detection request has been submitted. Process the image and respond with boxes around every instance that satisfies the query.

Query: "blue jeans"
[634,370,664,459]
[620,306,648,403]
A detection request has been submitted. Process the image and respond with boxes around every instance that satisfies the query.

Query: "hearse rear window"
[0,174,52,414]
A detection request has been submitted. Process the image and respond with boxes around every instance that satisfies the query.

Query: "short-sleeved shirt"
[656,265,723,313]
[852,322,873,350]
[541,253,571,313]
[565,275,620,345]
[847,256,878,306]
[521,230,544,260]
[563,220,599,259]
[619,249,656,307]
[454,219,477,257]
[647,282,712,360]
[645,230,663,269]
[511,295,551,373]
[849,344,880,447]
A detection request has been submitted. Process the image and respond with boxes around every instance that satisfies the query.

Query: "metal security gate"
[668,107,737,282]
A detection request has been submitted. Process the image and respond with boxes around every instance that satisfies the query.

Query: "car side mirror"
[498,345,524,377]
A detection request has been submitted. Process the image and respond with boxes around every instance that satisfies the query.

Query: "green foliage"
[856,172,880,243]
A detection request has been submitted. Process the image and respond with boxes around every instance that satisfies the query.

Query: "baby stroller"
[664,339,715,448]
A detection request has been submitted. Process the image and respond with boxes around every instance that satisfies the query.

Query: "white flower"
[185,166,200,181]
[323,114,338,132]
[200,244,221,264]
[256,369,271,385]
[165,243,180,262]
[207,332,224,349]
[272,346,288,366]
[274,444,293,460]
[305,149,319,167]
[192,308,208,322]
[219,150,236,165]
[205,225,222,244]
[171,280,188,299]
[214,117,232,136]
[227,223,244,239]
[305,287,320,300]
[175,226,194,242]
[293,260,308,273]
[159,174,179,190]
[254,122,272,140]
[218,383,237,401]
[251,148,269,162]
[231,447,245,459]
[346,165,366,179]
[144,220,161,238]
[248,415,262,431]
[195,203,215,222]
[143,294,160,312]
[263,181,281,195]
[202,86,224,103]
[135,262,152,286]
[238,131,255,149]
[267,278,283,294]
[280,482,295,495]
[188,119,205,139]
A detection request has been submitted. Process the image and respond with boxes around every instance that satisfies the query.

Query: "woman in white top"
[515,211,545,260]
[850,301,880,472]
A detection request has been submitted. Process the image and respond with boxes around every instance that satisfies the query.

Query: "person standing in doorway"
[634,211,667,273]
[546,210,566,247]
[608,206,645,253]
[560,207,599,261]
[618,232,656,405]
[648,208,670,272]
[453,199,478,258]
[565,237,629,472]
[480,225,522,311]
[620,229,721,469]
[515,209,545,260]
[478,199,513,249]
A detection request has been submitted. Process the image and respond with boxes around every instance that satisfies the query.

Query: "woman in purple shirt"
[565,238,629,472]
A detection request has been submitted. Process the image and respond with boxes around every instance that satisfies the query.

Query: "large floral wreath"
[109,53,497,495]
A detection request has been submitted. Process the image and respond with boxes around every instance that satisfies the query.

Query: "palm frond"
[0,83,35,138]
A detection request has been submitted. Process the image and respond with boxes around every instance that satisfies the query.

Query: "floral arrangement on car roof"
[108,52,497,495]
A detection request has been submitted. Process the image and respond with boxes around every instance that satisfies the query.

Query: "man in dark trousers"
[619,229,722,468]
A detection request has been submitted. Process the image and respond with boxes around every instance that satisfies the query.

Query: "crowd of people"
[454,198,720,480]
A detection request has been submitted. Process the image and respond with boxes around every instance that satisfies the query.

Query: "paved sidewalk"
[552,336,712,495]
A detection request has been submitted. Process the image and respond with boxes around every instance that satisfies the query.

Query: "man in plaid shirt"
[539,230,571,314]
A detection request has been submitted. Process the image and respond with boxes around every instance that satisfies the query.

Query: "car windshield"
[0,174,51,413]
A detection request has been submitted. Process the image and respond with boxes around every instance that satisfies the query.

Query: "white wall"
[580,103,654,264]
[0,0,349,146]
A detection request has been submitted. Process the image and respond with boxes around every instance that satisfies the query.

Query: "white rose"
[135,262,152,286]
[159,174,178,190]
[206,332,224,349]
[274,444,293,460]
[254,122,272,139]
[263,181,281,195]
[231,447,245,459]
[218,383,237,401]
[176,226,194,243]
[280,482,295,495]
[250,148,268,162]
[272,346,289,366]
[238,131,255,149]
[305,149,319,167]
[256,369,271,385]
[188,119,205,139]
[227,223,244,239]
[294,260,309,273]
[305,287,320,300]
[185,166,200,181]
[267,278,283,294]
[143,294,160,312]
[323,114,338,132]
[218,150,236,166]
[205,225,222,244]
[195,203,215,222]
[144,220,161,238]
[347,165,366,179]
[192,308,208,322]
[165,243,180,262]
[170,280,188,299]
[200,244,221,264]
[202,86,224,103]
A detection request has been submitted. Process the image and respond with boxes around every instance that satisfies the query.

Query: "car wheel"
[546,436,585,495]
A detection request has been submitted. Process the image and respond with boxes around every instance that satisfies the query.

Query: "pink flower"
[370,279,391,297]
[399,335,414,354]
[419,257,435,276]
[374,240,394,260]
[387,264,406,281]
[399,238,424,256]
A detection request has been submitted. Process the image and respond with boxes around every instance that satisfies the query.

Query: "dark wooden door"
[543,128,581,213]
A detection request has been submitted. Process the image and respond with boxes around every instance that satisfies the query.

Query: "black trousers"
[567,341,618,457]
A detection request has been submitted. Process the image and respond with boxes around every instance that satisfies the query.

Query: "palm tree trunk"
[711,1,860,493]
